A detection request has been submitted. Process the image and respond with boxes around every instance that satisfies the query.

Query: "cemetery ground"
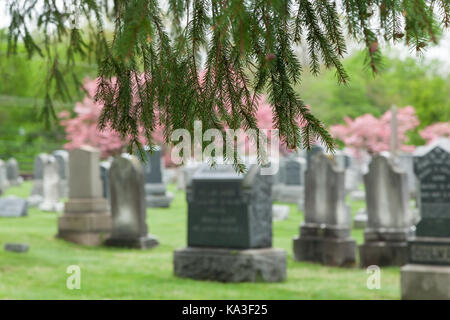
[0,182,400,300]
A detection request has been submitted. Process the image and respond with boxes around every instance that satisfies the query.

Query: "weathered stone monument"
[293,152,356,266]
[359,154,414,267]
[6,158,22,186]
[57,146,112,246]
[52,150,69,197]
[401,138,450,299]
[138,146,173,208]
[39,156,63,212]
[0,159,9,194]
[0,196,28,217]
[174,164,286,282]
[29,153,49,205]
[105,155,159,249]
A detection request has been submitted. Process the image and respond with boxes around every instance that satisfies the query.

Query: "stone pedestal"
[293,224,356,267]
[57,204,112,246]
[401,264,450,300]
[145,183,174,208]
[359,228,412,267]
[104,235,158,249]
[174,247,286,282]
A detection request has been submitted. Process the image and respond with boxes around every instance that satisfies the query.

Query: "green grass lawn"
[0,181,400,299]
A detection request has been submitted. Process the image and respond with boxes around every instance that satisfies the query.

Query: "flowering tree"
[330,106,419,156]
[420,122,450,144]
[59,78,164,159]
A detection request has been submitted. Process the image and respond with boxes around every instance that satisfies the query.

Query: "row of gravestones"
[53,139,449,299]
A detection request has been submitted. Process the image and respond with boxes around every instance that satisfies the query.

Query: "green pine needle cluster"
[4,0,449,167]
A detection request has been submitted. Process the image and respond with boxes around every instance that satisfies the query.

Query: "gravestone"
[29,153,50,205]
[359,154,414,267]
[6,158,22,186]
[105,155,159,249]
[174,164,286,282]
[52,150,69,197]
[401,138,450,299]
[100,160,112,201]
[272,156,306,203]
[39,156,63,212]
[57,146,112,246]
[137,146,173,208]
[0,196,28,217]
[4,243,29,253]
[0,160,9,194]
[293,152,356,266]
[396,153,416,197]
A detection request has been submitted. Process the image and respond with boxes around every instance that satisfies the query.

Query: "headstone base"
[146,192,174,208]
[104,235,159,249]
[293,225,356,266]
[272,185,303,203]
[359,241,408,267]
[174,247,286,283]
[57,212,112,246]
[401,264,450,300]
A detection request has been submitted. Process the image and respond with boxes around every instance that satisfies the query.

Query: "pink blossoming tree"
[419,122,450,144]
[330,106,420,156]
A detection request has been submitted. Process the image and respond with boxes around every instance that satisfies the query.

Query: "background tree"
[4,0,449,168]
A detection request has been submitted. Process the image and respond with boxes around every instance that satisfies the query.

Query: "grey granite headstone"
[39,156,63,212]
[293,152,356,266]
[137,146,173,208]
[0,160,9,194]
[6,158,22,186]
[29,153,50,200]
[57,146,112,246]
[52,150,69,197]
[104,155,158,249]
[174,164,286,282]
[0,196,28,217]
[359,153,414,267]
[401,138,450,300]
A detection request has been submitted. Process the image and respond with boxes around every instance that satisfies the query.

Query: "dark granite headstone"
[187,164,272,249]
[105,155,158,249]
[136,146,173,208]
[175,164,286,282]
[413,142,450,238]
[0,196,28,217]
[401,138,450,299]
[285,160,302,185]
[138,146,163,184]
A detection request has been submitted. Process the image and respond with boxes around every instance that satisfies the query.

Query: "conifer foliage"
[5,0,449,165]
